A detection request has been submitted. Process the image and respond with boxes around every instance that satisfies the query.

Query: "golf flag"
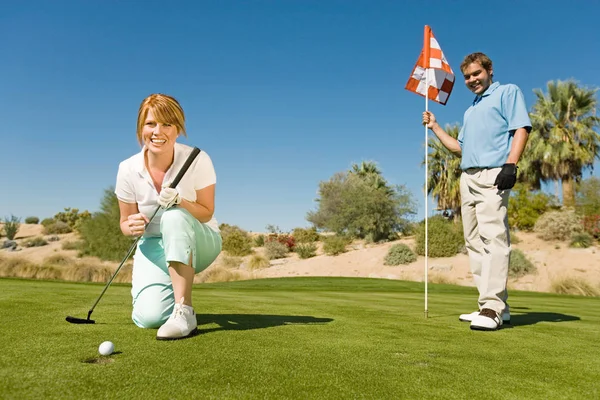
[405,25,455,105]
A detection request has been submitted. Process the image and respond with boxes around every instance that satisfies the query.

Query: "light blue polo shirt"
[458,82,532,170]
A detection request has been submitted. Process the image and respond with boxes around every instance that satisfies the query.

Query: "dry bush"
[384,243,417,265]
[428,273,456,285]
[550,277,600,297]
[247,254,269,270]
[22,236,48,248]
[534,210,582,241]
[63,262,114,283]
[265,240,289,259]
[0,253,130,283]
[0,257,63,280]
[113,263,133,283]
[62,240,84,251]
[43,254,76,266]
[221,255,243,268]
[31,265,63,280]
[196,265,249,283]
[43,221,73,235]
[0,256,38,278]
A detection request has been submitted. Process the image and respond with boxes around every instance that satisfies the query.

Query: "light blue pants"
[131,208,222,328]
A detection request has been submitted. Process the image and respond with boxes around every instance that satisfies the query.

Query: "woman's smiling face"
[142,109,179,154]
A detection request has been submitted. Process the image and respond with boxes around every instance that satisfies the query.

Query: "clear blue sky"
[2,0,599,232]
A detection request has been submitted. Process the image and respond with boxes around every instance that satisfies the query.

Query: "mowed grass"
[1,277,599,400]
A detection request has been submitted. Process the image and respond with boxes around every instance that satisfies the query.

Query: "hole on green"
[82,357,115,365]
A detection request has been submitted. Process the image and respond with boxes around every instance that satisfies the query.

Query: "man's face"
[462,62,493,95]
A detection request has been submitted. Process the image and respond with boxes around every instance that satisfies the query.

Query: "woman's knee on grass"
[132,288,174,328]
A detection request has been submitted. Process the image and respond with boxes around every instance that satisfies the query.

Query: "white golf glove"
[158,187,182,209]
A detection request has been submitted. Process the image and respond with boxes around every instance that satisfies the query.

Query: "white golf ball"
[98,341,115,356]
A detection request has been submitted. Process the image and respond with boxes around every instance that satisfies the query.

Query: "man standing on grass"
[422,52,531,331]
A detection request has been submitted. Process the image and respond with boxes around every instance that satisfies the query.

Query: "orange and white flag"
[405,25,455,105]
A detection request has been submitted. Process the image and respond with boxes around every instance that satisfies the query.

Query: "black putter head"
[66,316,95,324]
[66,316,96,324]
[66,310,96,324]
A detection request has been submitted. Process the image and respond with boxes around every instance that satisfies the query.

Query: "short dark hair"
[460,52,493,75]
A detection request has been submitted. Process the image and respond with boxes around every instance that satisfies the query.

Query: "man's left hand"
[494,163,517,190]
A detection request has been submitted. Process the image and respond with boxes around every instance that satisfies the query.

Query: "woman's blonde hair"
[136,94,186,145]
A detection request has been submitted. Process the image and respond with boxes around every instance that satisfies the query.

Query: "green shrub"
[384,243,417,265]
[306,172,417,242]
[292,227,320,243]
[248,254,270,270]
[2,215,21,240]
[414,216,464,257]
[295,243,318,259]
[53,208,92,230]
[402,222,418,237]
[41,218,55,227]
[508,184,553,231]
[570,232,593,248]
[534,210,582,241]
[322,235,350,256]
[222,227,253,256]
[43,221,73,235]
[25,216,39,224]
[265,240,289,260]
[510,232,521,244]
[253,234,265,247]
[509,249,536,278]
[77,188,136,261]
[22,237,48,248]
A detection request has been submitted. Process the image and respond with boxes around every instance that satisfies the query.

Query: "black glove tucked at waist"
[494,163,517,190]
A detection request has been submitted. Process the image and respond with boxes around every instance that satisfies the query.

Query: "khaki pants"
[460,168,511,315]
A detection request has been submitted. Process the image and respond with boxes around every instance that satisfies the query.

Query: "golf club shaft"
[84,147,201,319]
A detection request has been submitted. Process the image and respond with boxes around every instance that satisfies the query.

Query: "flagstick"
[424,68,429,319]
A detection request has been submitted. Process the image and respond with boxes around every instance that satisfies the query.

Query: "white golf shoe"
[470,308,503,331]
[156,298,198,340]
[459,310,510,324]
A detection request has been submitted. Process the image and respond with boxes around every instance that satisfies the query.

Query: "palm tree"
[349,161,393,194]
[525,80,600,207]
[425,124,462,220]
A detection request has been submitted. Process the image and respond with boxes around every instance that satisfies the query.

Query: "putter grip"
[169,147,201,188]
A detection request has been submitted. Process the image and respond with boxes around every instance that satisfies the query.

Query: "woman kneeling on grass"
[115,93,222,340]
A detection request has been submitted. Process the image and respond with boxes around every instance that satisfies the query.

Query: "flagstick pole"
[424,68,429,319]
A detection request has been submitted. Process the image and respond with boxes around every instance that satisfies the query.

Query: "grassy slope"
[0,277,598,399]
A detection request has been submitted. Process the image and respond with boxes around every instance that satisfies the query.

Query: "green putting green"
[1,277,598,399]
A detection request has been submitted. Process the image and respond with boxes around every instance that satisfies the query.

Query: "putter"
[66,147,201,324]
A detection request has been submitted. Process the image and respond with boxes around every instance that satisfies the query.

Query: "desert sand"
[2,224,600,295]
